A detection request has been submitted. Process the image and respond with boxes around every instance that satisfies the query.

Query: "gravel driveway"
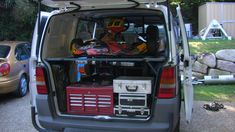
[180,101,235,132]
[0,93,235,132]
[0,93,36,132]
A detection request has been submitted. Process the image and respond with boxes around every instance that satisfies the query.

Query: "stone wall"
[182,49,235,79]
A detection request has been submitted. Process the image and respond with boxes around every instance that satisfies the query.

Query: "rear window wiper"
[70,2,81,11]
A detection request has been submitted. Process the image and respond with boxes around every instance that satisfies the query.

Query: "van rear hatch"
[42,0,167,8]
[39,8,171,120]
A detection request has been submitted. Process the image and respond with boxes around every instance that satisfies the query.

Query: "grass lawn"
[188,39,235,102]
[189,39,235,54]
[194,85,235,102]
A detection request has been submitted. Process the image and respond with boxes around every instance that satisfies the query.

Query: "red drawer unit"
[66,85,114,115]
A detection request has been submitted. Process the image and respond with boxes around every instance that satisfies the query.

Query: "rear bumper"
[0,78,19,94]
[35,95,180,132]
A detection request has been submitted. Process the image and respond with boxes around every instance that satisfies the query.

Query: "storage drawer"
[66,85,113,115]
[113,77,152,94]
[119,94,147,107]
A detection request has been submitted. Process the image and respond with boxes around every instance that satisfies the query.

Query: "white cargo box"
[113,77,152,94]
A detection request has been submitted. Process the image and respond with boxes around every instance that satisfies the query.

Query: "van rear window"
[42,9,168,60]
[73,17,168,57]
[0,45,10,58]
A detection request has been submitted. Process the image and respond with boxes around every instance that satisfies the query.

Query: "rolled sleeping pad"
[204,75,235,84]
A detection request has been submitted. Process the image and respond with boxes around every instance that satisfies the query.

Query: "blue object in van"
[77,57,87,82]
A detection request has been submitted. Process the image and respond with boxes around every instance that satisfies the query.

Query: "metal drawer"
[119,94,147,107]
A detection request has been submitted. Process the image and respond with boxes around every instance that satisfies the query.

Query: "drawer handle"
[126,86,138,92]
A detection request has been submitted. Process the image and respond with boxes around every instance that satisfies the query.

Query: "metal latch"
[126,85,138,92]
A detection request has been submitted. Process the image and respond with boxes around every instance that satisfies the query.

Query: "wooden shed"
[198,2,235,38]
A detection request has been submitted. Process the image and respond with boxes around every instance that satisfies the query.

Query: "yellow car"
[0,41,30,97]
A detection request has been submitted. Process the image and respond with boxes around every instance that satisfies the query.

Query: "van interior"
[41,9,169,118]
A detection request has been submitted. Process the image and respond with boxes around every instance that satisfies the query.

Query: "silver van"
[30,0,193,131]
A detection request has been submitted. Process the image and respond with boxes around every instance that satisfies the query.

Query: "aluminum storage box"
[66,85,113,115]
[113,77,152,94]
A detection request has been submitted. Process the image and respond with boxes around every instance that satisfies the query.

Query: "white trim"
[222,20,235,23]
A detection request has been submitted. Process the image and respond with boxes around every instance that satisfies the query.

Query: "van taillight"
[36,67,48,94]
[157,67,176,99]
[0,63,10,77]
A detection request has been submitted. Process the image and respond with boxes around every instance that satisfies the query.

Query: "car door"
[22,43,31,74]
[15,44,30,75]
[176,5,194,123]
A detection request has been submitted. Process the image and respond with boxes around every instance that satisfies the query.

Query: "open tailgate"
[41,0,166,8]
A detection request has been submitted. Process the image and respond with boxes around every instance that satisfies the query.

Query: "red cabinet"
[66,85,113,115]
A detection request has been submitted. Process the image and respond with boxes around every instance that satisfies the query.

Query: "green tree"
[0,0,16,40]
[0,0,37,41]
[0,0,234,40]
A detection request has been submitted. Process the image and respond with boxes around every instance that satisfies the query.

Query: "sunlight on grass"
[190,42,204,47]
[189,42,204,54]
[195,91,230,101]
[194,85,235,102]
[189,39,235,54]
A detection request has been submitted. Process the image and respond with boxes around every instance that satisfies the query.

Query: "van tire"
[15,75,28,97]
[174,123,180,132]
[174,119,180,132]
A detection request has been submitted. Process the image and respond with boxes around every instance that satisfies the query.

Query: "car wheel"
[15,75,28,97]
